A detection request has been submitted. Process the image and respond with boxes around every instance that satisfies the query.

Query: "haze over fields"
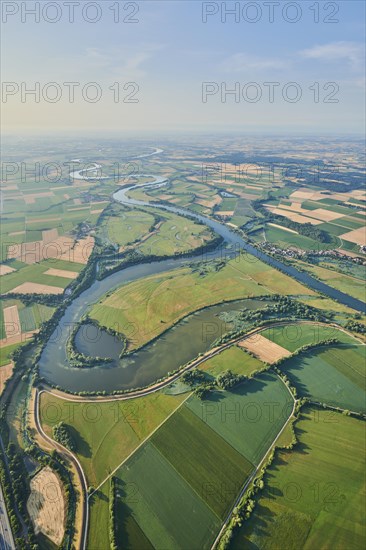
[0,2,365,550]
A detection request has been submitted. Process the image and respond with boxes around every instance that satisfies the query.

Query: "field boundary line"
[89,391,192,497]
[210,374,296,550]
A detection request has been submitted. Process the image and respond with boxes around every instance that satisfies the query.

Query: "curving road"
[32,320,363,550]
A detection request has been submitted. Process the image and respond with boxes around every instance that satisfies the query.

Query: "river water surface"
[38,157,365,393]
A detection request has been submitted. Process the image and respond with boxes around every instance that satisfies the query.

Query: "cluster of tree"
[216,370,246,390]
[345,320,366,334]
[1,292,62,308]
[52,422,76,452]
[66,322,114,368]
[191,258,226,278]
[181,368,206,386]
[109,477,118,550]
[194,383,216,400]
[214,297,326,351]
[0,451,21,535]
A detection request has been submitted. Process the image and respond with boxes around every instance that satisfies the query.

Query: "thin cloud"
[221,53,289,73]
[300,41,364,71]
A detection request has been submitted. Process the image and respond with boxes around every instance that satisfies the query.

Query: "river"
[38,151,365,393]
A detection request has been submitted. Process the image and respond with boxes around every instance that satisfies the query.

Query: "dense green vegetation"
[52,422,76,451]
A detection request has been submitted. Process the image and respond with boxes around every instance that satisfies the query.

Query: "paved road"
[33,320,364,549]
[33,389,88,550]
[0,483,15,550]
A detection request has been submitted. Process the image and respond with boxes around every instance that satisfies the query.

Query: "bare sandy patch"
[9,283,64,295]
[216,211,235,216]
[91,209,104,214]
[44,268,78,279]
[268,223,298,234]
[0,362,14,395]
[238,334,292,363]
[340,226,366,246]
[27,467,65,546]
[0,265,16,276]
[3,306,21,338]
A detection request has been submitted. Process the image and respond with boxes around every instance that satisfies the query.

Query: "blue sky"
[2,0,365,134]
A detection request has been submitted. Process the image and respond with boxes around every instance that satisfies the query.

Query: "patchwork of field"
[0,258,85,295]
[0,298,55,373]
[231,408,366,550]
[90,254,314,351]
[102,372,293,549]
[265,187,366,252]
[261,322,358,352]
[128,166,280,226]
[39,390,188,488]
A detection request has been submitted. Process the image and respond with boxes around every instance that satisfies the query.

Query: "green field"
[261,323,358,352]
[102,373,294,549]
[114,441,220,550]
[98,206,155,248]
[0,262,76,293]
[138,210,215,256]
[263,224,336,251]
[231,408,366,550]
[40,390,187,487]
[90,254,314,350]
[282,344,366,412]
[0,342,20,366]
[186,372,293,465]
[199,345,266,377]
[152,405,253,518]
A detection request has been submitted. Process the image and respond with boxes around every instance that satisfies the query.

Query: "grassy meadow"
[90,254,314,350]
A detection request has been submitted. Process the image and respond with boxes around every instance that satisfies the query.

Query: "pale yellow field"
[7,235,94,264]
[0,265,15,276]
[9,283,64,295]
[44,268,78,279]
[239,334,291,363]
[27,467,65,546]
[340,226,366,246]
